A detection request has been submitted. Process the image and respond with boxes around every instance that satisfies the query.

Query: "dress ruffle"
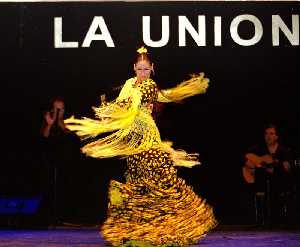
[101,148,217,246]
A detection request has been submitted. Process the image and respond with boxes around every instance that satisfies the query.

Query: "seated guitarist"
[243,124,291,224]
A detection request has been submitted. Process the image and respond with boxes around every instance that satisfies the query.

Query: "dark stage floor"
[0,226,300,247]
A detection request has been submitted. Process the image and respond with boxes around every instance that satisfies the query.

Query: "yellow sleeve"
[64,78,141,139]
[157,72,209,103]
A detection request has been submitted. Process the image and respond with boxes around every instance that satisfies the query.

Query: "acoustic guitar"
[242,153,275,184]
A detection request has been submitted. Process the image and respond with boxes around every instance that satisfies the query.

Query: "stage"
[0,226,300,247]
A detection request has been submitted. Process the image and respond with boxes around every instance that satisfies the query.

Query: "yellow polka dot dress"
[100,79,217,246]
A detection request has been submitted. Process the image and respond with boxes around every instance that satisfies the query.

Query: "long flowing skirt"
[101,148,217,246]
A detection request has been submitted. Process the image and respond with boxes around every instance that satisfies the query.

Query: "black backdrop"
[1,1,300,224]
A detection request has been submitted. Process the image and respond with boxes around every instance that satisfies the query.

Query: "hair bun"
[137,46,148,54]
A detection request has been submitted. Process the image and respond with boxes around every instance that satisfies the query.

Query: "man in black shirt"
[243,124,291,225]
[39,97,82,226]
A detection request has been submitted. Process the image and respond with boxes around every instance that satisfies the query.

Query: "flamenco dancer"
[65,46,217,246]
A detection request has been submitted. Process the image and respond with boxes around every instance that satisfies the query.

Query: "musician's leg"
[254,168,267,226]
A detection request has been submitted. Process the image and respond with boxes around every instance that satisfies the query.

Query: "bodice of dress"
[116,78,158,114]
[134,79,158,106]
[128,79,161,150]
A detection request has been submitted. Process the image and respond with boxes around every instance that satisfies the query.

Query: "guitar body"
[242,153,274,184]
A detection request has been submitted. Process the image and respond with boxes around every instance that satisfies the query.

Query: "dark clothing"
[39,128,82,224]
[246,143,292,225]
[247,143,291,194]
